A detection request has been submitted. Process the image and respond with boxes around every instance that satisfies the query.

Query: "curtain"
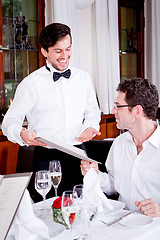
[145,0,160,101]
[45,0,120,114]
[45,0,79,67]
[92,0,120,113]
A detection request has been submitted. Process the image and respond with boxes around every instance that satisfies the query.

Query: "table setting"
[32,164,160,240]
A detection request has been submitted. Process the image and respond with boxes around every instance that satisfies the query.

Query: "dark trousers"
[28,144,86,202]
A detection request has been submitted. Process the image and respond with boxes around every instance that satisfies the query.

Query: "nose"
[112,105,117,114]
[61,50,68,59]
[61,51,68,59]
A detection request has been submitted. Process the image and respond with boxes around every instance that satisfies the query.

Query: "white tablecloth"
[33,198,160,240]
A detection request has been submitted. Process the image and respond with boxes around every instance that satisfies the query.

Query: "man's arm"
[2,81,36,146]
[80,160,99,175]
[77,127,101,142]
[78,74,101,141]
[20,129,46,146]
[135,199,160,217]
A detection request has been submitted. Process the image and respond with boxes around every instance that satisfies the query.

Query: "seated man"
[81,78,160,217]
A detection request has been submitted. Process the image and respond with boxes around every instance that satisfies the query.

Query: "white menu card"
[0,172,32,240]
[36,137,101,164]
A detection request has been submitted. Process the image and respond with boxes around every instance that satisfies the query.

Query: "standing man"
[2,23,101,200]
[81,78,160,217]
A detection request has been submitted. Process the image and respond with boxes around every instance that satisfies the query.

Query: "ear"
[134,105,143,119]
[41,48,48,58]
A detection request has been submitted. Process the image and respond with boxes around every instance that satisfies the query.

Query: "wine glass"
[49,160,62,197]
[61,190,79,233]
[73,184,91,238]
[35,170,52,218]
[73,184,84,199]
[73,184,98,239]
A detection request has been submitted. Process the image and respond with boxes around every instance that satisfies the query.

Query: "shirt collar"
[46,60,70,74]
[126,121,160,149]
[147,122,160,149]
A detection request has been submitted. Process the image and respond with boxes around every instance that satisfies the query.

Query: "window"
[0,0,45,106]
[118,0,144,81]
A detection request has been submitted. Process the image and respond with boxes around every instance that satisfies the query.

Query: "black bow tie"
[46,65,71,82]
[53,69,71,81]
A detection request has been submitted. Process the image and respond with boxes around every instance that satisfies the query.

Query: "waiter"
[2,23,101,201]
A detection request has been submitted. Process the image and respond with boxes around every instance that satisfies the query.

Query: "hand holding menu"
[36,137,101,164]
[0,172,32,240]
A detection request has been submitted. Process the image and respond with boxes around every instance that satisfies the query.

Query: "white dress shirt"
[99,123,160,211]
[2,63,100,146]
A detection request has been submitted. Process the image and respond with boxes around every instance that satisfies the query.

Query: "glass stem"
[42,194,46,218]
[70,224,73,239]
[54,187,58,197]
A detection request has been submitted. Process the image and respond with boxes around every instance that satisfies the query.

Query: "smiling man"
[2,23,100,201]
[81,78,160,217]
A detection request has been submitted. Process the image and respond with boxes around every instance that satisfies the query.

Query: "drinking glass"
[35,170,52,218]
[49,160,62,197]
[73,184,84,199]
[61,190,79,234]
[73,184,97,239]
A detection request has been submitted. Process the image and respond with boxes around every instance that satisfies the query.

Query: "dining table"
[33,197,160,240]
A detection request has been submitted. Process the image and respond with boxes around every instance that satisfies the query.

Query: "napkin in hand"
[83,168,114,212]
[6,190,49,240]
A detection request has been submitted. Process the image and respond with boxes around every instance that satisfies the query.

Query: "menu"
[36,136,101,164]
[0,172,32,240]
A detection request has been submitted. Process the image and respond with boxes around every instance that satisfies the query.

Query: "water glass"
[35,170,52,218]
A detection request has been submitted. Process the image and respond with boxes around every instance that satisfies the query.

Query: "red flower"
[52,196,62,209]
[52,196,73,209]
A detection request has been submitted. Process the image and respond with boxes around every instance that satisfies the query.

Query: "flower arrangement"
[52,196,67,226]
[52,196,76,226]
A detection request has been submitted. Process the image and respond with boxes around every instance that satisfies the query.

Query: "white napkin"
[6,190,50,240]
[83,168,114,212]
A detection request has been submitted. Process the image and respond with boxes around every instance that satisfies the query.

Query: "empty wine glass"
[49,160,62,197]
[61,190,79,234]
[73,184,98,239]
[73,184,84,199]
[35,170,52,218]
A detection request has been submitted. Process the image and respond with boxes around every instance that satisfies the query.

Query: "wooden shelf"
[94,114,120,140]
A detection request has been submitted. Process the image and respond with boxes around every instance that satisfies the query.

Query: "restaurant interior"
[1,0,160,239]
[0,0,146,177]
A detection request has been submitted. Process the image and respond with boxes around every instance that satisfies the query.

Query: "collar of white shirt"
[46,60,70,74]
[126,121,160,149]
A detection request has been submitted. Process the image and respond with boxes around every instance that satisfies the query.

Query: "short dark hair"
[117,78,159,119]
[39,23,72,51]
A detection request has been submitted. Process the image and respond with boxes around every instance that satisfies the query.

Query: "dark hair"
[117,78,159,119]
[39,23,72,51]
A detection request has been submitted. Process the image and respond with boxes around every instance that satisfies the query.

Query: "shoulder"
[70,66,90,79]
[70,66,92,88]
[19,66,47,87]
[112,131,131,146]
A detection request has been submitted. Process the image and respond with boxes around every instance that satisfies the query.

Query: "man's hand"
[20,129,46,146]
[80,160,98,176]
[135,198,160,217]
[77,127,101,142]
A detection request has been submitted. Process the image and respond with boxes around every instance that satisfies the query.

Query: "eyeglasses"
[114,102,134,110]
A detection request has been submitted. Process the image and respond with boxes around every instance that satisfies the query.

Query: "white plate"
[42,215,66,238]
[33,199,65,239]
[103,200,125,215]
[119,213,153,227]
